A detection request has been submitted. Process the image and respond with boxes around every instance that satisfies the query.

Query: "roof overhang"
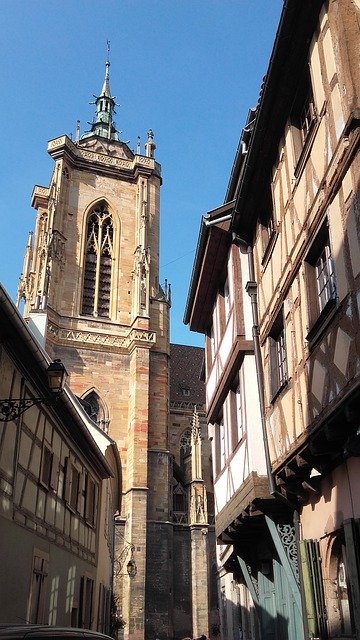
[232,0,324,241]
[184,201,234,334]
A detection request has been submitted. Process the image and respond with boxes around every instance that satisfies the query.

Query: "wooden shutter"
[299,539,327,639]
[63,456,71,502]
[343,518,360,638]
[40,445,52,487]
[49,453,59,490]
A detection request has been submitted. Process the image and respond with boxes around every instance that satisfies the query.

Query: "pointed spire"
[101,39,112,98]
[101,60,111,98]
[83,41,119,142]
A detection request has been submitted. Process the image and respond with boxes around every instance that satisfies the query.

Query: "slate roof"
[170,343,205,405]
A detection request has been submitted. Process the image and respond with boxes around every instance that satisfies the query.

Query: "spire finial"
[81,45,119,142]
[145,129,156,158]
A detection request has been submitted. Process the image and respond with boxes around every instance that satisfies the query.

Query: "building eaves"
[232,0,324,241]
[184,200,234,333]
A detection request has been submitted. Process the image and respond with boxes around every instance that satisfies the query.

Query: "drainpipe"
[241,240,277,497]
[233,235,308,640]
[203,213,233,227]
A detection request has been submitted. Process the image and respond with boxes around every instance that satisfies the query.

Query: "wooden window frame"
[269,310,288,402]
[305,221,337,344]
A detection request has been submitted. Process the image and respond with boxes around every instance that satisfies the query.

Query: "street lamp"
[0,359,68,422]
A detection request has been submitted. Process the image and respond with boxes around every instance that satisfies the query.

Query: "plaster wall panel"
[229,442,249,491]
[214,442,248,513]
[328,194,348,302]
[298,372,309,431]
[23,477,37,514]
[18,431,32,469]
[342,166,353,204]
[219,313,234,369]
[55,502,65,531]
[278,160,289,211]
[285,124,296,185]
[243,357,266,472]
[319,4,328,33]
[268,404,291,462]
[36,488,46,520]
[322,27,337,87]
[293,173,307,229]
[333,327,351,377]
[311,118,327,184]
[259,263,273,314]
[280,388,295,447]
[293,303,304,373]
[301,461,359,540]
[330,83,345,142]
[44,420,52,444]
[284,306,294,382]
[0,424,16,480]
[309,37,326,114]
[274,175,282,225]
[272,234,282,289]
[283,210,293,271]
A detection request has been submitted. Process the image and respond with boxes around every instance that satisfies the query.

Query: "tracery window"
[81,203,113,317]
[82,390,109,433]
[180,429,192,467]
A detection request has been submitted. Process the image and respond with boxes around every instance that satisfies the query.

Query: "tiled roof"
[170,343,205,405]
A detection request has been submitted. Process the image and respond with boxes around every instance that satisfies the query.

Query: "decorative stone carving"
[49,230,66,269]
[47,323,156,351]
[48,136,66,149]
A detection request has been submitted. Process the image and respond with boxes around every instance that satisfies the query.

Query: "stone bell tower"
[17,58,172,640]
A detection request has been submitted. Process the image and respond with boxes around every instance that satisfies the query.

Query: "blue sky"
[0,0,282,347]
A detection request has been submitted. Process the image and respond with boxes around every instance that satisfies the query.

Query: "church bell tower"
[18,58,172,640]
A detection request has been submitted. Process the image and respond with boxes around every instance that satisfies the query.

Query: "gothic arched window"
[81,203,113,317]
[82,390,109,434]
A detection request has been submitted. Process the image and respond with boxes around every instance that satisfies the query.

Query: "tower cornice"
[47,135,161,181]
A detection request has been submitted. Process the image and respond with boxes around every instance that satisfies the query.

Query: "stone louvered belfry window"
[81,203,113,317]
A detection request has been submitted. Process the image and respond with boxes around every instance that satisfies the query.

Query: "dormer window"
[179,383,190,397]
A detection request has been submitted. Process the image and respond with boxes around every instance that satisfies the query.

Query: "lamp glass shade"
[46,360,68,393]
